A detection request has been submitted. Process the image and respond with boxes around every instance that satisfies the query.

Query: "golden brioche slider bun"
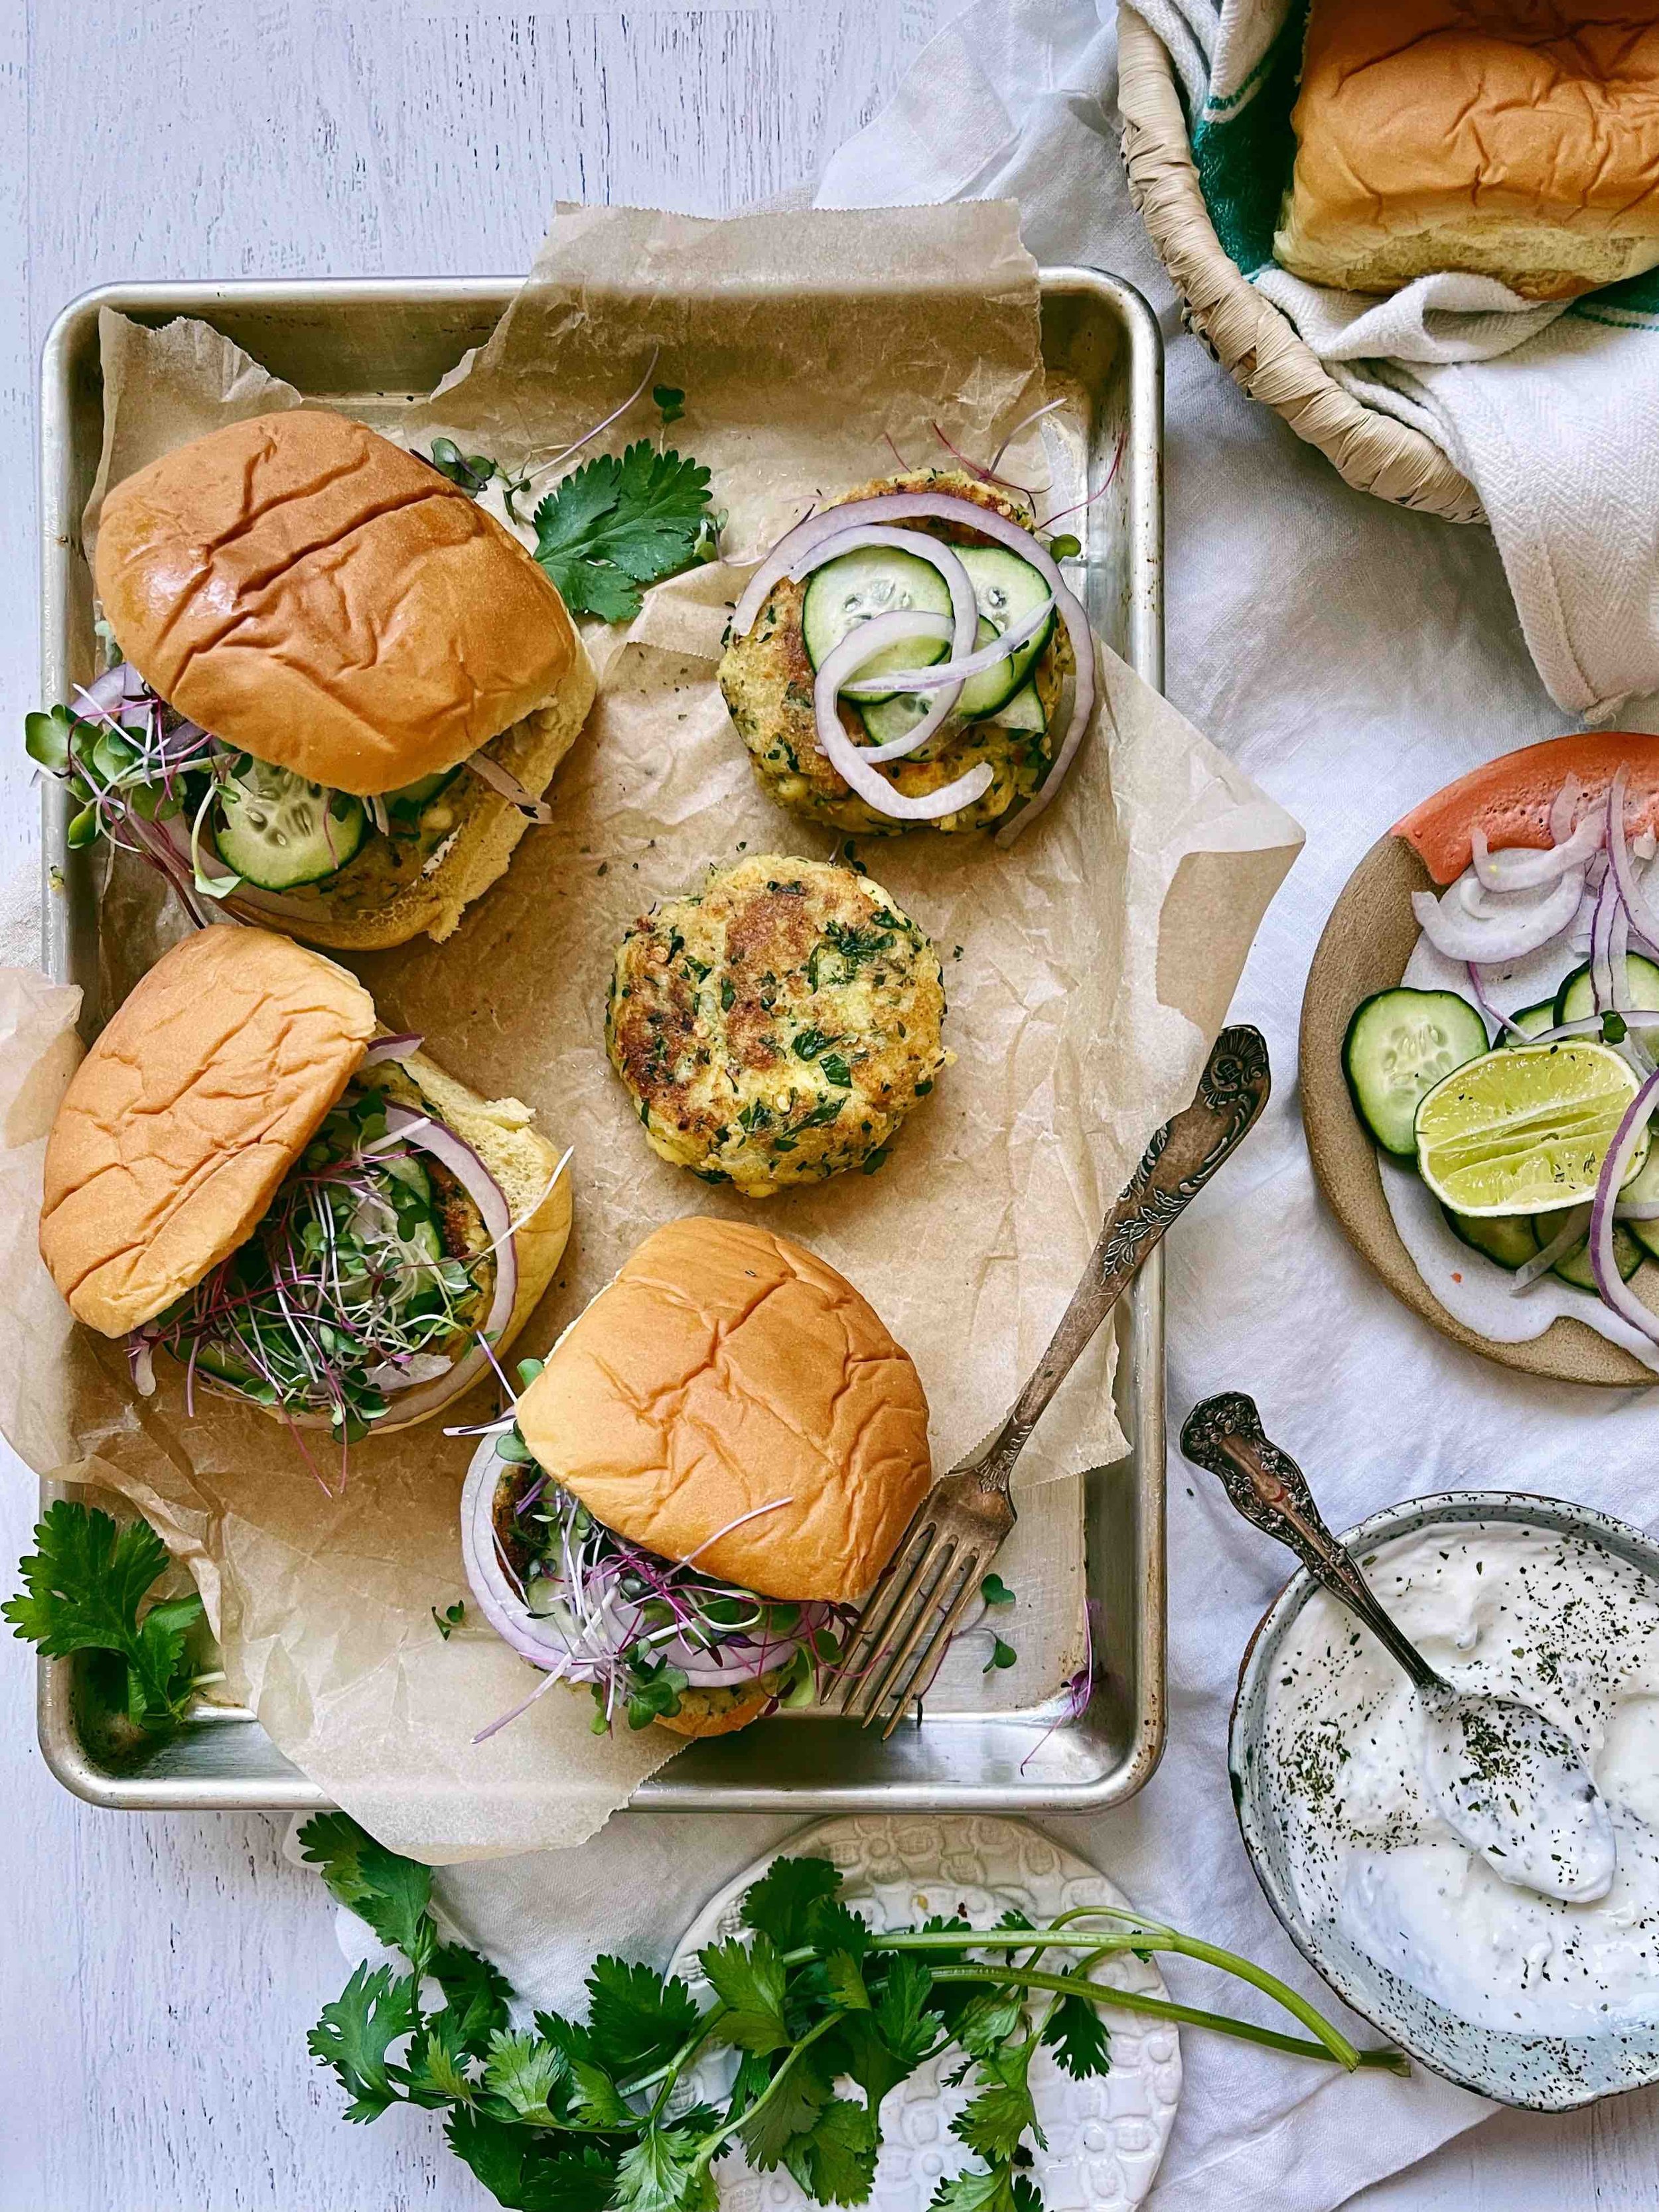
[516,1215,934,1607]
[93,409,597,949]
[1275,2,1659,302]
[39,926,570,1432]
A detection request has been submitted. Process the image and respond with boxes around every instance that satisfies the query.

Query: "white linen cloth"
[322,9,1652,2211]
[1130,0,1659,725]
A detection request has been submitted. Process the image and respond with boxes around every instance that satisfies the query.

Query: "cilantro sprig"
[300,1818,1407,2211]
[532,443,717,622]
[3,1501,205,1744]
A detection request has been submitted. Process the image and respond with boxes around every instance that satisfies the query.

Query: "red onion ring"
[1510,1204,1592,1292]
[1471,807,1603,892]
[814,620,995,819]
[1411,865,1586,962]
[459,1439,800,1687]
[790,526,978,763]
[1591,1068,1659,1342]
[840,588,1055,696]
[729,490,1096,843]
[360,1033,425,1068]
[1607,766,1659,954]
[467,749,553,823]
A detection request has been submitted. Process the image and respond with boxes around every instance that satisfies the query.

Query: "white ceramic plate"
[668,1811,1182,2212]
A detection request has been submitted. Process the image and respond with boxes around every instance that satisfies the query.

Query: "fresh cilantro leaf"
[953,2077,1038,2164]
[1042,1980,1112,2081]
[979,1574,1015,1608]
[739,2045,832,2168]
[983,1637,1018,1675]
[930,2167,1041,2212]
[611,2125,717,2212]
[823,1949,871,2011]
[568,2055,635,2129]
[952,1988,1027,2061]
[586,1955,700,2078]
[431,1600,467,1639]
[654,385,686,426]
[873,1953,942,2071]
[741,1855,843,1951]
[833,2011,912,2112]
[403,2013,478,2107]
[430,1941,513,2056]
[297,1811,435,1974]
[482,2029,567,2125]
[622,1651,690,1730]
[532,443,715,622]
[780,2096,880,2206]
[698,1932,790,2053]
[4,1502,203,1737]
[307,1963,418,2122]
[446,2110,619,2212]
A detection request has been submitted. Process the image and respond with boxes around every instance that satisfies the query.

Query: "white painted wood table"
[1,4,1654,2205]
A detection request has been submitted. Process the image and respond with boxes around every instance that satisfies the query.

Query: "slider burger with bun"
[461,1215,933,1738]
[28,408,595,949]
[38,926,571,1457]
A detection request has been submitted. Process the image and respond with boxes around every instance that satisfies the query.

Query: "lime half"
[1415,1042,1647,1217]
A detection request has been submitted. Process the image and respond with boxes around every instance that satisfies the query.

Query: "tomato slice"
[1394,734,1659,884]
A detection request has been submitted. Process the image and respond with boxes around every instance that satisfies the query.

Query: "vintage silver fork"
[827,1024,1271,1737]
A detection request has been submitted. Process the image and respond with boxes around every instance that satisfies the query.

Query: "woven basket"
[1116,9,1485,525]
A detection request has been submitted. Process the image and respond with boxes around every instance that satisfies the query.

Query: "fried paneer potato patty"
[717,468,1072,837]
[606,855,948,1196]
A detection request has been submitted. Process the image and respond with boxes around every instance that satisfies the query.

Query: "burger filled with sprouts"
[38,926,571,1464]
[461,1215,933,1739]
[27,408,595,949]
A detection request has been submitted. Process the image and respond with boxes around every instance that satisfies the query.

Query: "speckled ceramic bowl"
[1230,1488,1659,2111]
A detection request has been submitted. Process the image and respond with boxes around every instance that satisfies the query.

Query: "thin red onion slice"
[787,525,979,661]
[839,588,1055,697]
[1606,766,1659,954]
[817,612,953,765]
[727,490,1096,843]
[467,748,553,823]
[1591,1068,1659,1342]
[1471,807,1603,892]
[459,1440,801,1688]
[360,1032,425,1068]
[1550,774,1585,844]
[1510,1204,1592,1292]
[1591,869,1619,1010]
[1411,865,1586,962]
[814,620,994,818]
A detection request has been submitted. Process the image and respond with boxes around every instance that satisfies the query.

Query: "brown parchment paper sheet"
[0,205,1303,1860]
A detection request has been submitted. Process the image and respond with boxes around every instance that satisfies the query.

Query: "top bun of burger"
[1275,1,1659,302]
[96,409,584,795]
[516,1215,932,1602]
[40,927,570,1380]
[40,927,375,1334]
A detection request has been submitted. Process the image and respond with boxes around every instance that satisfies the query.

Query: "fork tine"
[853,1538,972,1728]
[841,1533,959,1720]
[877,1551,991,1740]
[826,1510,937,1710]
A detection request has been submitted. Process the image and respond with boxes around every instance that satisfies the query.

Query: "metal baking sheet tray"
[37,267,1165,1815]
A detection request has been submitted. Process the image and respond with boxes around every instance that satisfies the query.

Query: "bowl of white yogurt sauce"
[1231,1491,1659,2108]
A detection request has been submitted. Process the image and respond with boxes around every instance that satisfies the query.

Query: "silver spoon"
[1181,1393,1616,1905]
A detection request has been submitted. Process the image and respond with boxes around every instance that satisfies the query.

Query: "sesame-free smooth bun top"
[94,409,580,795]
[516,1216,933,1603]
[40,927,374,1336]
[1277,1,1659,301]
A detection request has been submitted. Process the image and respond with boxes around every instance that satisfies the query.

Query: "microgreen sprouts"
[133,1087,491,1460]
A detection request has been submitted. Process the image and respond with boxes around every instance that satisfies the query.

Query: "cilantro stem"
[878,1925,1363,2071]
[691,2012,845,2172]
[926,1966,1407,2073]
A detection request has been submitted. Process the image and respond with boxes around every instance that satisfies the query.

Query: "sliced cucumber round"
[1343,988,1490,1158]
[1619,1138,1659,1261]
[216,762,368,890]
[1534,1214,1643,1289]
[955,547,1054,719]
[988,681,1048,734]
[859,690,934,750]
[802,548,952,700]
[1555,953,1659,1047]
[1500,997,1557,1046]
[1443,1207,1540,1271]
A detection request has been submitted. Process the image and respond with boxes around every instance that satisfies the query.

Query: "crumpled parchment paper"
[0,202,1302,1859]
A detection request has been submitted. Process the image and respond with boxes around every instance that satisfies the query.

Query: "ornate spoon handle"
[972,1026,1271,1498]
[1179,1391,1442,1693]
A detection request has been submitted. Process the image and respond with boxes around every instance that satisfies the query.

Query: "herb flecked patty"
[605,855,948,1196]
[717,469,1072,837]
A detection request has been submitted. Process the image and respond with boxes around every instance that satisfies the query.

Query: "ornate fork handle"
[972,1025,1271,1496]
